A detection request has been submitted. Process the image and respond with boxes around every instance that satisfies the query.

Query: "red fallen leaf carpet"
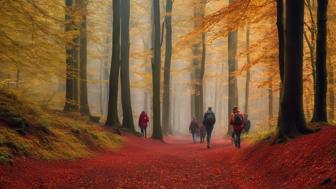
[0,127,335,189]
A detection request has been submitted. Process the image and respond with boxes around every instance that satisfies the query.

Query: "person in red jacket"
[229,106,244,149]
[138,111,149,138]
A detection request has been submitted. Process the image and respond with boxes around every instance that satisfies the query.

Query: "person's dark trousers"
[231,132,235,143]
[205,125,214,147]
[141,128,147,138]
[200,133,205,143]
[233,130,241,148]
[191,132,197,143]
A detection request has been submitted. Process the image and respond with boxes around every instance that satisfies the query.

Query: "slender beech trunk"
[244,26,251,115]
[276,0,285,133]
[79,0,90,116]
[328,57,335,121]
[151,0,163,140]
[277,0,284,83]
[99,61,104,115]
[106,0,121,127]
[162,0,173,135]
[304,0,316,95]
[104,55,110,115]
[305,0,316,118]
[73,0,80,111]
[64,0,77,112]
[268,78,273,124]
[199,31,206,115]
[312,0,328,122]
[305,88,312,119]
[120,0,135,130]
[142,38,151,114]
[191,0,206,120]
[227,0,238,135]
[16,68,20,89]
[278,0,313,138]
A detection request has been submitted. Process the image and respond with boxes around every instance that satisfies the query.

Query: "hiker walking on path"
[189,117,199,143]
[203,107,216,148]
[243,114,251,133]
[138,111,149,138]
[199,123,206,143]
[230,107,244,149]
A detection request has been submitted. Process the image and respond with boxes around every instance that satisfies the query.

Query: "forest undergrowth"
[0,89,122,164]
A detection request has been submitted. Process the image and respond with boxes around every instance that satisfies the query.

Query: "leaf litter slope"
[1,127,336,189]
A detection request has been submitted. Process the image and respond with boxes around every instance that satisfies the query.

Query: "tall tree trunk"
[151,0,163,140]
[162,0,173,135]
[64,0,77,112]
[311,0,328,122]
[227,0,238,135]
[267,9,274,124]
[73,0,80,111]
[142,38,151,114]
[119,0,134,130]
[244,26,251,114]
[268,78,273,125]
[191,0,206,120]
[305,88,312,119]
[303,0,316,118]
[278,0,313,138]
[276,0,285,133]
[328,57,335,121]
[103,41,110,116]
[277,0,284,83]
[106,0,121,127]
[199,31,206,115]
[16,68,20,89]
[79,0,90,116]
[99,61,104,115]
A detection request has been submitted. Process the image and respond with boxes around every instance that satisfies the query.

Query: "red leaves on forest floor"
[0,127,335,189]
[239,126,336,189]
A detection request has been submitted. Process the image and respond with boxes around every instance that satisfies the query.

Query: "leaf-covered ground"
[0,127,335,189]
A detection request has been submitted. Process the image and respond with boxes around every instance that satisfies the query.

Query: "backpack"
[204,112,215,125]
[233,113,243,125]
[243,119,251,132]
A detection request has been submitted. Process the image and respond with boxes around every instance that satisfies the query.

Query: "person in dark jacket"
[189,117,199,143]
[138,111,149,138]
[203,107,216,148]
[199,123,206,143]
[243,114,251,133]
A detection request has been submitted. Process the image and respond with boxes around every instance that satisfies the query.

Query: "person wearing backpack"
[138,111,149,138]
[203,107,216,148]
[229,106,244,149]
[189,117,199,143]
[199,123,206,143]
[243,114,251,133]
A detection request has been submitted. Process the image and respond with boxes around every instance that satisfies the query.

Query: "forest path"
[0,134,265,189]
